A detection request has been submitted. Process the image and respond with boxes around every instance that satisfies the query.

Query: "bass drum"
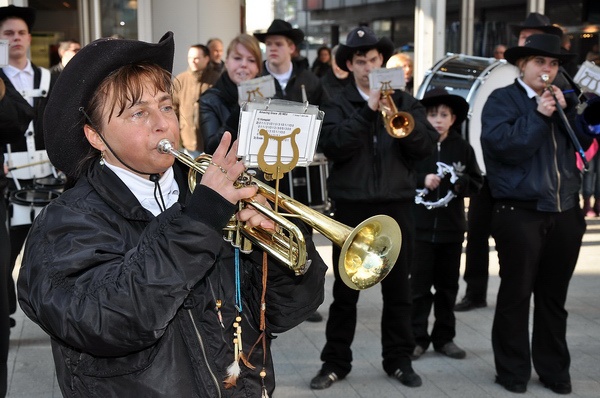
[415,53,519,173]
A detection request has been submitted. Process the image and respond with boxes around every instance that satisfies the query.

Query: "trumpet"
[157,139,402,290]
[380,85,414,138]
[541,74,589,170]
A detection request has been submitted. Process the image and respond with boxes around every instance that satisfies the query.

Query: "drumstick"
[7,159,51,171]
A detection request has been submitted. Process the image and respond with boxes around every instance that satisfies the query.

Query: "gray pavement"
[6,217,600,397]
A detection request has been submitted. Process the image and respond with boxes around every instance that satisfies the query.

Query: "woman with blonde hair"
[200,33,262,153]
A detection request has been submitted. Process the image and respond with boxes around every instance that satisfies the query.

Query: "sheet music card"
[237,75,277,105]
[369,67,405,91]
[237,99,323,169]
[0,40,8,67]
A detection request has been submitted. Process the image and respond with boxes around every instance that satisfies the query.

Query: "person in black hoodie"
[410,88,483,362]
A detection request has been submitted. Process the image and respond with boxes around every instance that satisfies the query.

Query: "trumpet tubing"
[157,139,402,290]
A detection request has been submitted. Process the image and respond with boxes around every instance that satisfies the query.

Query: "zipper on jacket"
[550,124,562,212]
[432,141,441,241]
[187,309,222,398]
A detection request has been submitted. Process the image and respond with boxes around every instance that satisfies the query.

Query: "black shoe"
[435,342,466,359]
[495,376,527,393]
[9,317,16,328]
[411,345,425,360]
[310,371,338,390]
[305,311,323,322]
[540,378,572,394]
[393,368,422,387]
[454,297,487,312]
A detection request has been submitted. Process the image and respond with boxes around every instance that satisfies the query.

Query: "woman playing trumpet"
[17,32,327,397]
[481,34,593,395]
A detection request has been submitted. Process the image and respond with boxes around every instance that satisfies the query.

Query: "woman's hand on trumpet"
[537,83,566,117]
[201,131,275,230]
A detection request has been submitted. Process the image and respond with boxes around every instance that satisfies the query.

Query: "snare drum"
[416,53,519,173]
[8,189,60,227]
[286,153,330,212]
[34,176,66,193]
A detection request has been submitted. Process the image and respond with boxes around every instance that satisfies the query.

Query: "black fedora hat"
[504,33,576,66]
[509,12,563,38]
[0,5,35,31]
[253,19,304,45]
[420,88,469,126]
[335,26,394,72]
[43,32,175,177]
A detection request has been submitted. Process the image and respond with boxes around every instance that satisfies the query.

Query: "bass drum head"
[9,189,60,227]
[468,63,519,173]
[416,54,519,173]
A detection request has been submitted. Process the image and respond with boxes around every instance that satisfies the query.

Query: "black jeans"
[463,178,494,302]
[411,241,462,350]
[491,204,585,384]
[319,201,416,378]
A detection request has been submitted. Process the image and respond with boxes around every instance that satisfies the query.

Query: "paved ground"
[5,217,600,397]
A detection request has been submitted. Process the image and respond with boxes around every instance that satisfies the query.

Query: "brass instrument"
[380,84,414,138]
[157,139,402,290]
[541,74,589,170]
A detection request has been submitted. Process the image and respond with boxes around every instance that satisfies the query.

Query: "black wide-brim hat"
[0,5,35,31]
[420,88,469,126]
[504,33,576,66]
[509,12,563,38]
[253,19,304,45]
[335,26,394,72]
[43,32,175,177]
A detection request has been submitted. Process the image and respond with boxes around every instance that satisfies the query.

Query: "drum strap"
[18,67,51,102]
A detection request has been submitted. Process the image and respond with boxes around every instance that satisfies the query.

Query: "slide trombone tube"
[541,74,589,171]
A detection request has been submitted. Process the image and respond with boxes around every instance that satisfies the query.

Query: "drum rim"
[9,188,61,206]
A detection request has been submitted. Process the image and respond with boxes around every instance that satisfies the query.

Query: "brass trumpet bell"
[157,139,402,290]
[381,89,415,138]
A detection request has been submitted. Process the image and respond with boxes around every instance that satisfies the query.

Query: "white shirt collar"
[3,59,34,79]
[104,162,180,216]
[517,77,539,100]
[266,62,293,91]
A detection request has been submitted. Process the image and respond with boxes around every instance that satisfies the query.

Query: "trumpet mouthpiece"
[157,139,173,154]
[541,74,550,82]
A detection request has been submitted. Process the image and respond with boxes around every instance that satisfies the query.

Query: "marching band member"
[17,32,326,397]
[481,33,592,395]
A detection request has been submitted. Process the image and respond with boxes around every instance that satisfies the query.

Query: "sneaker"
[305,311,323,322]
[435,342,466,359]
[454,297,487,312]
[392,368,422,387]
[411,345,426,360]
[310,371,338,390]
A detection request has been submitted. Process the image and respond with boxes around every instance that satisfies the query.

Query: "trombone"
[541,74,589,171]
[157,139,402,290]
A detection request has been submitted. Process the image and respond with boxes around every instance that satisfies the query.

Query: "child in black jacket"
[410,88,483,360]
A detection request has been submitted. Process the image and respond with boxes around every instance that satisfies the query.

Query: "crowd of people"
[0,3,598,397]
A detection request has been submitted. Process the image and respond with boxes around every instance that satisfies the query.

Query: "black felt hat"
[335,26,394,72]
[504,33,575,66]
[0,5,36,31]
[509,12,563,38]
[43,32,175,177]
[420,88,469,126]
[253,19,304,45]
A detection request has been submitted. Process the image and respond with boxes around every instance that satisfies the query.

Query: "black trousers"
[411,241,462,350]
[463,178,494,302]
[319,201,415,378]
[491,204,585,384]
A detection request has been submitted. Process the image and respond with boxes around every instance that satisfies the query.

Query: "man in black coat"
[309,26,438,390]
[0,5,56,325]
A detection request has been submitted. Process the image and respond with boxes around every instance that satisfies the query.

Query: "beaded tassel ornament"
[224,248,255,389]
